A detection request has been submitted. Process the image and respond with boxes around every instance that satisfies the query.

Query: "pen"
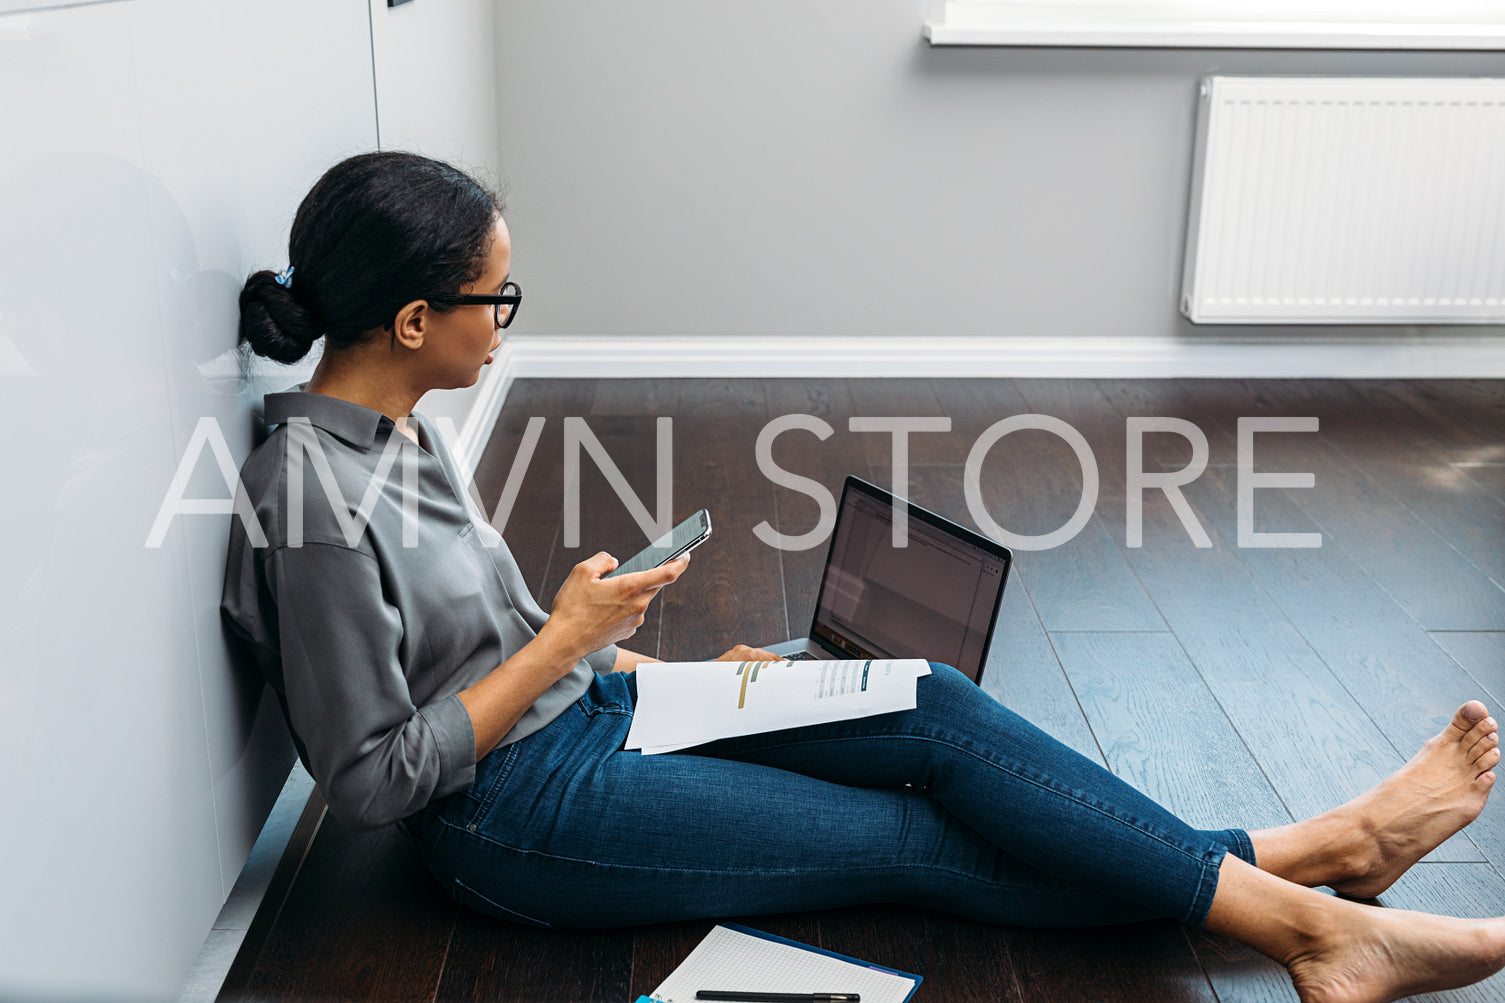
[692,987,860,993]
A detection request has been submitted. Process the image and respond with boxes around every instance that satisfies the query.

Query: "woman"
[223,151,1505,1003]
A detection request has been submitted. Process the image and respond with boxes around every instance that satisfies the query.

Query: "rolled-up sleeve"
[268,542,476,832]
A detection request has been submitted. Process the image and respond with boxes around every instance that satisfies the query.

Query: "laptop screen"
[808,480,1011,683]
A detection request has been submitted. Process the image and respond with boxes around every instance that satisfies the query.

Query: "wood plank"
[1377,860,1505,917]
[1100,378,1505,632]
[848,377,970,465]
[1013,377,1136,510]
[1007,921,1220,1003]
[934,378,1166,632]
[1460,464,1505,508]
[1240,379,1505,629]
[1429,380,1505,441]
[230,811,457,1002]
[589,376,683,418]
[990,572,1108,767]
[1087,382,1417,826]
[1432,632,1505,713]
[1309,381,1505,603]
[1090,394,1495,865]
[1357,462,1505,609]
[1259,379,1505,627]
[1190,458,1505,721]
[933,377,1088,540]
[239,378,1505,1003]
[1342,380,1505,466]
[473,379,597,599]
[435,922,632,1003]
[218,792,328,1001]
[1050,631,1291,832]
[1179,463,1490,864]
[762,380,871,646]
[628,919,713,1001]
[1185,924,1295,1003]
[657,380,781,659]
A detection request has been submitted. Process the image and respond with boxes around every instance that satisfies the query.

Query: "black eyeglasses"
[431,280,522,329]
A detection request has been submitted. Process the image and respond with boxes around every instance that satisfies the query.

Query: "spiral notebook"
[636,922,922,1003]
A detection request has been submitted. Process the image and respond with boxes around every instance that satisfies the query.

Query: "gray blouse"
[220,386,616,832]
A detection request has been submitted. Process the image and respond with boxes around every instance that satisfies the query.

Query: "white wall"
[0,2,511,996]
[0,2,376,999]
[369,0,505,430]
[490,0,1505,355]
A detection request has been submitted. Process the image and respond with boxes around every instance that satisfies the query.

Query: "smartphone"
[603,509,712,578]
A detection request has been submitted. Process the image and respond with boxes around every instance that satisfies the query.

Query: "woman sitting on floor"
[223,150,1505,1003]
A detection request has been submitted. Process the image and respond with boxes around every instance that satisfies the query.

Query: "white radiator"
[1181,76,1505,324]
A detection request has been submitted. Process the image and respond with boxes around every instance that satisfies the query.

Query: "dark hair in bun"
[238,151,504,365]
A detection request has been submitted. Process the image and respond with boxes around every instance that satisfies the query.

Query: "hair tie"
[274,265,296,288]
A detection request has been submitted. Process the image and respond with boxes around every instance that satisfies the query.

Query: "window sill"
[923,3,1505,50]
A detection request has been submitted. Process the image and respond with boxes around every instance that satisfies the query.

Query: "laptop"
[764,476,1013,686]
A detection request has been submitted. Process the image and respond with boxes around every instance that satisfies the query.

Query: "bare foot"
[1286,899,1505,1003]
[1330,702,1500,899]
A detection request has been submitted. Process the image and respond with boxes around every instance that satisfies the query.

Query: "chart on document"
[625,658,931,754]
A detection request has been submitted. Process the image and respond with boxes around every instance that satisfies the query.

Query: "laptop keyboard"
[782,651,818,660]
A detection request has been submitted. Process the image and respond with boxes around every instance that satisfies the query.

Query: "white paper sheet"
[624,659,931,755]
[647,923,920,1003]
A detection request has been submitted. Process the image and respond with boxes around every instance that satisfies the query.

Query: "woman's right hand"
[542,551,690,660]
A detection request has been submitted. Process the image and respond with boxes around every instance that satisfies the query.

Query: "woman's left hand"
[711,644,784,662]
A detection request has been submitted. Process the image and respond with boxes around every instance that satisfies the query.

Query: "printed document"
[624,659,931,755]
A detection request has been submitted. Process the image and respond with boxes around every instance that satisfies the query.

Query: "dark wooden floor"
[221,378,1505,1003]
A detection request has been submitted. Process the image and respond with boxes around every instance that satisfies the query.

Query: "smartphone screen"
[604,509,712,578]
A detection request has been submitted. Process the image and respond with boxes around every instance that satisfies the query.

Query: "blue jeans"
[398,662,1255,930]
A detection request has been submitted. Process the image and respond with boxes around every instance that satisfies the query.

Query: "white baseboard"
[454,333,1505,473]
